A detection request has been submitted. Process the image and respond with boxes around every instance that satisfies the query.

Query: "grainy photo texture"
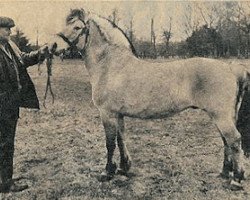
[0,1,250,199]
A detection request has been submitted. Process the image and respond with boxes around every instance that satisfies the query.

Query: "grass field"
[1,58,250,200]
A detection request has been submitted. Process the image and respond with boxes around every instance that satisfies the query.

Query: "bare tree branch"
[198,6,209,26]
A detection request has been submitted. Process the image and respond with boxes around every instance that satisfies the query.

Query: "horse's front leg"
[117,115,131,174]
[100,112,118,179]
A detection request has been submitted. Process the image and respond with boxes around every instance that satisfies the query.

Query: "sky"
[0,0,249,45]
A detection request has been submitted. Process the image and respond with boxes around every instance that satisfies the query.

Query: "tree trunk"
[151,18,156,58]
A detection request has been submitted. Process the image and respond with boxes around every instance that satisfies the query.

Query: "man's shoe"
[0,182,28,193]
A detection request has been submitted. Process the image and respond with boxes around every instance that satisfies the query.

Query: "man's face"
[0,27,11,42]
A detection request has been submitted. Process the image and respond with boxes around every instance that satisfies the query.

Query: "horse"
[53,9,250,186]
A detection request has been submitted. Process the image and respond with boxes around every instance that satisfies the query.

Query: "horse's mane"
[66,9,137,57]
[94,16,138,57]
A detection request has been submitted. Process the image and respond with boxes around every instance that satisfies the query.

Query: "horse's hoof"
[120,159,132,173]
[234,169,245,183]
[219,171,233,179]
[117,168,128,176]
[106,162,117,175]
[98,171,114,182]
[229,180,244,191]
[117,169,136,178]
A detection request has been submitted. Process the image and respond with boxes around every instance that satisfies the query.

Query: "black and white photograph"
[0,0,250,199]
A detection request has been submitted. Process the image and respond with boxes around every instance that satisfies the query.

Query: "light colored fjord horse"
[54,9,250,185]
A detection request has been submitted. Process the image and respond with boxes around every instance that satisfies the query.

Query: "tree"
[134,39,156,58]
[10,27,32,52]
[127,19,134,44]
[150,18,157,58]
[182,3,202,38]
[236,2,250,58]
[182,2,244,57]
[162,17,173,58]
[186,25,223,57]
[213,2,250,57]
[109,8,120,25]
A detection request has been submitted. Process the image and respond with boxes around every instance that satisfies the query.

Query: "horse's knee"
[104,126,117,151]
[101,115,118,147]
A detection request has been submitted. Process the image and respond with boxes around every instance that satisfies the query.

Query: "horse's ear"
[78,8,87,22]
[83,10,91,23]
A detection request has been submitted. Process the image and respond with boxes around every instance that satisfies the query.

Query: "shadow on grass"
[55,77,92,102]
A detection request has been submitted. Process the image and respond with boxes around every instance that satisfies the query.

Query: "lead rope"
[43,43,57,108]
[38,52,43,75]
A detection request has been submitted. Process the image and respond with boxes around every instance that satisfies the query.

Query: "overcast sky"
[0,0,249,45]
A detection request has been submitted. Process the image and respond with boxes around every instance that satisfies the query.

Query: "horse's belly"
[121,107,187,119]
[115,96,192,119]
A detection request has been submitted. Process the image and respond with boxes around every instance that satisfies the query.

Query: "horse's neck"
[85,46,135,88]
[84,21,133,79]
[85,45,117,74]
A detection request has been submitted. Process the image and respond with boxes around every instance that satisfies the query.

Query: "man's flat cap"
[0,17,15,28]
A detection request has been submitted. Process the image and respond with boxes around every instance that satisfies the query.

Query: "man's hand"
[38,43,58,63]
[39,44,49,56]
[40,43,57,55]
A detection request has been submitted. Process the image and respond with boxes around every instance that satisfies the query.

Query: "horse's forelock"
[66,9,85,24]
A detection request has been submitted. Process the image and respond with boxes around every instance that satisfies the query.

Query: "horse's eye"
[74,27,81,31]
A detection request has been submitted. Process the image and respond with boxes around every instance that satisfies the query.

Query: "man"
[0,16,48,193]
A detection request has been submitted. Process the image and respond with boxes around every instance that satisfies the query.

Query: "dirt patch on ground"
[1,59,250,200]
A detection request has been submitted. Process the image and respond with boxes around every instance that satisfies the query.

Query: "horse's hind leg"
[101,112,118,179]
[117,115,131,174]
[215,119,245,182]
[220,134,233,178]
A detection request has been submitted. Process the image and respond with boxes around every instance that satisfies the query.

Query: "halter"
[57,19,89,58]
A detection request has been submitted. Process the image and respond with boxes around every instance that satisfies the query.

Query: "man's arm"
[20,50,45,67]
[9,41,47,67]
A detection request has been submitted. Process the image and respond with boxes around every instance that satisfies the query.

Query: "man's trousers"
[0,118,18,184]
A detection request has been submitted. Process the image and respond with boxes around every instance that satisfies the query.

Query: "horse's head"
[53,8,137,58]
[53,9,89,57]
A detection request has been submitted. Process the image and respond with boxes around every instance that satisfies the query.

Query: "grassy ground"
[1,58,250,200]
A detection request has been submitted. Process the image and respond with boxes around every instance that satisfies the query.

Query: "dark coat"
[0,41,41,119]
